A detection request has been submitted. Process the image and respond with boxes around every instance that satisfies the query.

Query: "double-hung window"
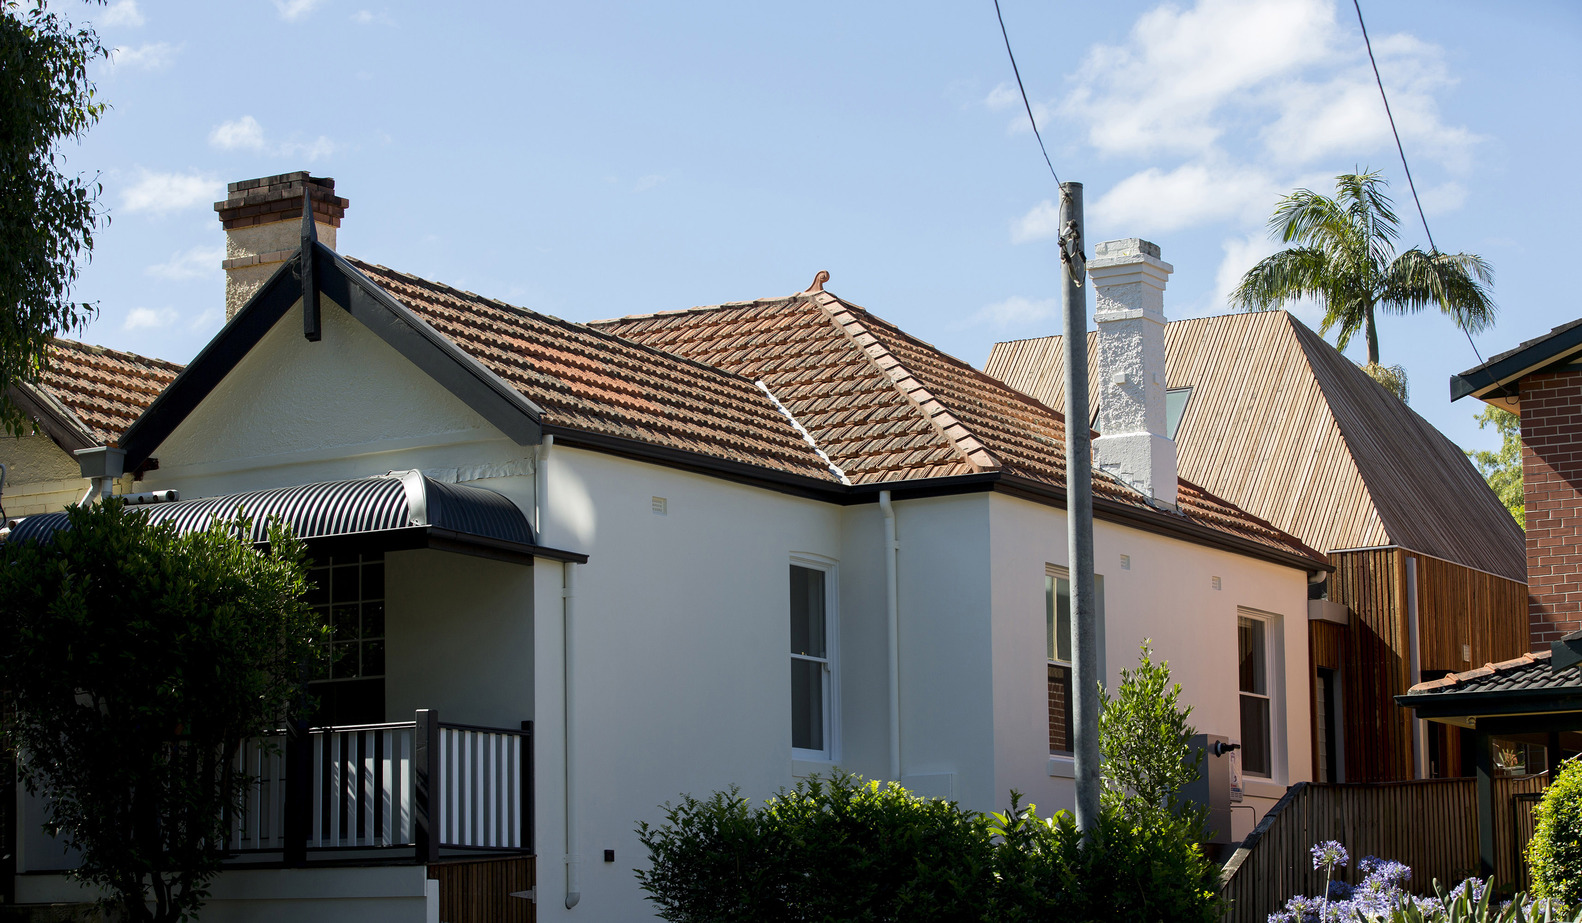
[1046,567,1104,755]
[1238,614,1273,777]
[305,553,387,725]
[791,560,837,759]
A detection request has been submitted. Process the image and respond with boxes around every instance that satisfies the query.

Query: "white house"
[4,173,1325,923]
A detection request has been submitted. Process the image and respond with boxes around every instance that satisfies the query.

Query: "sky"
[52,0,1582,455]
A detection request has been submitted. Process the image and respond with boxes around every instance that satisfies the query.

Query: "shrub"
[636,772,995,923]
[1530,759,1582,908]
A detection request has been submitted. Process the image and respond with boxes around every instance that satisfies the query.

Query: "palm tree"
[1230,171,1496,371]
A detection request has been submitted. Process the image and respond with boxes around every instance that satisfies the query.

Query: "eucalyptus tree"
[1230,172,1496,397]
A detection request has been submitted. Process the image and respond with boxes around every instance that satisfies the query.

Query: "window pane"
[1165,387,1192,439]
[790,566,826,658]
[306,568,330,607]
[1048,663,1072,753]
[1056,578,1071,664]
[791,659,824,751]
[1238,616,1266,695]
[1240,694,1271,776]
[362,561,385,600]
[362,640,385,677]
[361,601,385,641]
[331,565,360,604]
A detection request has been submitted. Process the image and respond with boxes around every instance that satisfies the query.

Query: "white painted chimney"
[1089,238,1177,506]
[214,172,347,320]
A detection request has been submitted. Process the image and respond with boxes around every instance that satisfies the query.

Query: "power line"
[1352,0,1486,366]
[993,0,1062,194]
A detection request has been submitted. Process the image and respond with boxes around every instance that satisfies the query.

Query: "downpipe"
[564,560,580,909]
[880,491,901,781]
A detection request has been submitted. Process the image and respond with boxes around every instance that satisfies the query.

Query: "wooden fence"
[428,854,535,923]
[1221,776,1548,923]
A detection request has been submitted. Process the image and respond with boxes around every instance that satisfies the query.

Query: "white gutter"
[880,490,900,781]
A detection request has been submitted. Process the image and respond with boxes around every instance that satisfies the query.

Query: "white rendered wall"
[14,866,437,923]
[530,445,843,923]
[384,548,535,729]
[985,491,1312,836]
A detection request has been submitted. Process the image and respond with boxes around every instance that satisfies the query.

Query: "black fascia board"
[120,254,306,466]
[6,384,96,453]
[1451,320,1582,402]
[1395,687,1582,718]
[320,247,543,445]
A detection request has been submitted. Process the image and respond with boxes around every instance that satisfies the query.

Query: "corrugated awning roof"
[5,470,586,564]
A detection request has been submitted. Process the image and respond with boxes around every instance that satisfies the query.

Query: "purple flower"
[1357,858,1411,894]
[1325,879,1353,901]
[1310,840,1350,874]
[1447,877,1487,905]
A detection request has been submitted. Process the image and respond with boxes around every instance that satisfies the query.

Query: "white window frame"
[791,554,839,762]
[1236,608,1283,781]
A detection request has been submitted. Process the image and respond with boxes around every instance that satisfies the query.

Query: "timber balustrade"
[1220,776,1548,923]
[226,710,533,864]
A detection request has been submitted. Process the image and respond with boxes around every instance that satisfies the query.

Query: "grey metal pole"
[1059,181,1101,835]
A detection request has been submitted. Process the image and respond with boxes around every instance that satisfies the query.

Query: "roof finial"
[804,270,830,294]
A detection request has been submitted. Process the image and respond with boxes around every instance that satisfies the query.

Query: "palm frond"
[1268,190,1353,252]
[1228,248,1330,312]
[1379,249,1499,333]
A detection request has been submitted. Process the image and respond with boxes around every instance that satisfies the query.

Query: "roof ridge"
[345,257,781,396]
[50,336,185,373]
[810,292,1001,472]
[587,295,805,326]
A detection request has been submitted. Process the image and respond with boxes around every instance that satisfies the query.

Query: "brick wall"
[1522,368,1582,647]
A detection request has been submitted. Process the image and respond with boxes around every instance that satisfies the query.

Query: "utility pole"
[1059,181,1101,835]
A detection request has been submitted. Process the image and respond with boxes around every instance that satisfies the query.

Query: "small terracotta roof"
[595,293,1322,562]
[1406,649,1581,696]
[34,339,184,444]
[344,259,837,482]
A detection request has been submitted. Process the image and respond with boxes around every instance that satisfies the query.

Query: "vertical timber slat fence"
[1221,777,1548,923]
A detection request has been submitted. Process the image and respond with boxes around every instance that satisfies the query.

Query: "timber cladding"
[1327,548,1527,783]
[428,855,534,923]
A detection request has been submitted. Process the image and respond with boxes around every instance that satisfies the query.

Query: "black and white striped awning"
[6,470,585,563]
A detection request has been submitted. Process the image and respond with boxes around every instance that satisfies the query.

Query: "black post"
[1473,729,1495,880]
[415,709,440,863]
[1548,731,1562,772]
[522,720,534,855]
[283,720,310,867]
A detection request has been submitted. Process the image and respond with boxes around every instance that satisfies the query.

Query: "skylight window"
[1088,386,1193,439]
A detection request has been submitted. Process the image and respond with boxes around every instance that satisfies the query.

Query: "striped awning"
[5,471,554,557]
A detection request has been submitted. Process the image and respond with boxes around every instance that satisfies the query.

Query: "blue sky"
[57,0,1582,453]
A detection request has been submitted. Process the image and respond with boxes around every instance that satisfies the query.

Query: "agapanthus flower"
[1310,840,1350,873]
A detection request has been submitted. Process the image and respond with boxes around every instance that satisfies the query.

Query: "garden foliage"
[638,643,1221,922]
[0,500,324,923]
[1529,758,1582,908]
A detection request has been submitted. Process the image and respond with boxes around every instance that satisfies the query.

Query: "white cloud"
[984,82,1019,111]
[973,295,1059,328]
[1418,180,1467,217]
[633,174,665,192]
[101,0,144,27]
[1011,199,1061,244]
[275,0,326,21]
[188,310,223,333]
[108,42,177,71]
[123,307,177,331]
[120,169,221,216]
[1090,162,1284,235]
[209,115,337,161]
[351,8,394,25]
[146,244,224,281]
[209,115,266,151]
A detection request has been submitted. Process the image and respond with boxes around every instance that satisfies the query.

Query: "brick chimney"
[214,172,348,319]
[1088,238,1177,506]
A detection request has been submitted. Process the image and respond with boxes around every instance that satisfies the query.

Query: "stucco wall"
[0,433,133,518]
[986,491,1312,836]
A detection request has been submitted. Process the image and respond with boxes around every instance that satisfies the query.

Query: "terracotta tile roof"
[594,293,1323,562]
[344,259,837,482]
[1406,649,1582,696]
[35,339,184,444]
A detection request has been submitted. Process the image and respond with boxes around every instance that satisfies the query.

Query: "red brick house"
[1452,320,1582,651]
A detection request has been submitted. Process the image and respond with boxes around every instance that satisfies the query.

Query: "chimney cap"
[1093,238,1161,260]
[214,172,348,230]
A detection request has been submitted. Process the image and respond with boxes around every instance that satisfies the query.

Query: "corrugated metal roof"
[985,311,1526,581]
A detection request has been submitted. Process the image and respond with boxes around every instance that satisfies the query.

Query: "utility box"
[1183,734,1238,845]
